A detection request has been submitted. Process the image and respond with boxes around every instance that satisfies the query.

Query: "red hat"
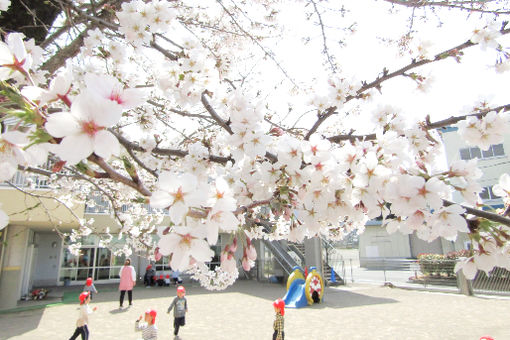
[273,298,285,316]
[79,292,90,304]
[146,264,152,270]
[159,274,163,279]
[166,274,170,279]
[177,286,186,294]
[152,276,157,280]
[86,278,93,286]
[145,309,157,324]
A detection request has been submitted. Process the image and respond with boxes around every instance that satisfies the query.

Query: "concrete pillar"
[456,270,474,296]
[304,237,323,276]
[0,226,30,310]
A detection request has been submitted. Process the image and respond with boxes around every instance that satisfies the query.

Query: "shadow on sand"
[0,309,45,339]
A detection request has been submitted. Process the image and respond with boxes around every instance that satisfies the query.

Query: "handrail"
[287,243,305,262]
[262,239,298,275]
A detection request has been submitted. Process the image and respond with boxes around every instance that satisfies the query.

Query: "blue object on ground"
[330,267,336,283]
[269,276,279,283]
[282,278,308,308]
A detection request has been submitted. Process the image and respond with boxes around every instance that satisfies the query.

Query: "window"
[459,144,505,160]
[480,186,500,200]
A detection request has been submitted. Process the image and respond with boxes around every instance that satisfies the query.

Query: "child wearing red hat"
[157,274,165,287]
[144,265,155,287]
[83,277,98,300]
[69,291,97,340]
[272,298,285,340]
[164,274,171,286]
[135,309,158,340]
[167,286,188,339]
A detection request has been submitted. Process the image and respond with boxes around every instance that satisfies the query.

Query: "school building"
[0,168,327,310]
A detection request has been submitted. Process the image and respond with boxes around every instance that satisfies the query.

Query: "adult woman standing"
[119,259,136,308]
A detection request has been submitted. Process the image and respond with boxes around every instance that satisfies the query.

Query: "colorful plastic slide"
[282,266,324,308]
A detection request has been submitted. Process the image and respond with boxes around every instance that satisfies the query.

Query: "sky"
[255,0,510,133]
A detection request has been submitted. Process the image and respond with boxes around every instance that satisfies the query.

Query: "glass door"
[94,248,111,280]
[76,247,95,281]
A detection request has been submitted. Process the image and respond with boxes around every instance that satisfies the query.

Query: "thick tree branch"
[444,199,510,227]
[88,154,152,196]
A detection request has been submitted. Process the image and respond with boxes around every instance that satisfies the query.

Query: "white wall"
[359,225,411,258]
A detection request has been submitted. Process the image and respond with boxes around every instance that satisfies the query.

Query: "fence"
[473,266,510,295]
[345,257,510,296]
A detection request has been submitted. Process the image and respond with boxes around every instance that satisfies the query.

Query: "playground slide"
[282,279,308,308]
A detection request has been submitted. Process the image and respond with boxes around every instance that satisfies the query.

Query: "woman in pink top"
[119,259,136,308]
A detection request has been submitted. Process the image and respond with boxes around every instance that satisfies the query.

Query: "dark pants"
[119,290,132,306]
[69,325,89,340]
[272,331,284,340]
[174,316,185,335]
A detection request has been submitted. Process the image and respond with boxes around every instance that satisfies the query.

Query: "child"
[272,298,285,340]
[164,274,171,286]
[144,265,155,287]
[171,270,182,285]
[83,278,98,300]
[69,291,97,340]
[157,274,165,287]
[135,309,158,340]
[167,286,188,339]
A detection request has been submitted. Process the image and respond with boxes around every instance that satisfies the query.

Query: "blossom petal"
[170,246,190,271]
[190,239,214,262]
[57,134,93,164]
[150,191,173,209]
[45,112,80,138]
[93,130,119,159]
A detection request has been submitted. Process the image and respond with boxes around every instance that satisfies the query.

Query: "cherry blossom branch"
[443,199,510,227]
[147,99,215,123]
[186,199,273,219]
[327,103,510,143]
[305,26,510,140]
[150,40,179,61]
[112,130,232,164]
[88,154,152,196]
[65,166,126,229]
[384,0,510,14]
[6,181,81,235]
[41,28,92,74]
[201,91,233,134]
[123,142,159,178]
[214,0,299,88]
[310,0,337,73]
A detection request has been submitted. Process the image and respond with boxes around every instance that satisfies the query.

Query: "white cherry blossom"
[157,224,214,271]
[150,172,207,224]
[44,93,122,164]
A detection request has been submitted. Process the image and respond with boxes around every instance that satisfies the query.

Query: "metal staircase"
[262,239,300,275]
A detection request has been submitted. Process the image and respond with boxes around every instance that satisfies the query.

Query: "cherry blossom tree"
[1,0,510,288]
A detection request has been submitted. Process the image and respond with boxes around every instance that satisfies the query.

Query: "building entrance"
[59,236,126,285]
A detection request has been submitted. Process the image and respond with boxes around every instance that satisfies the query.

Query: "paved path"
[0,281,508,340]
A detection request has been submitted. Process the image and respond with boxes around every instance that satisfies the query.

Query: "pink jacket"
[119,265,136,291]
